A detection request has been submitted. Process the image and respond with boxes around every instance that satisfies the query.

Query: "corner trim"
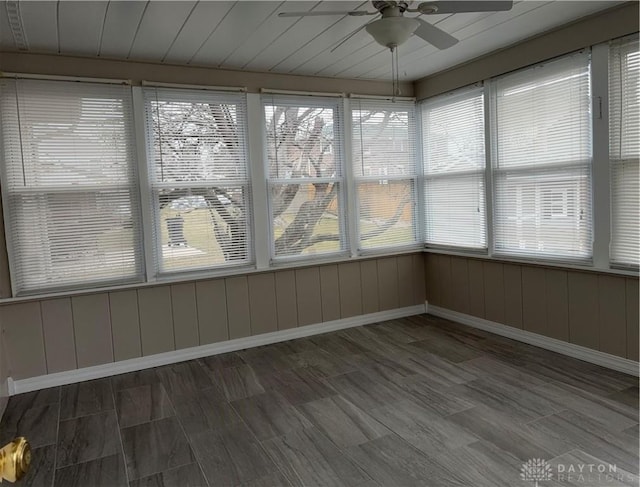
[11,304,427,394]
[428,305,639,377]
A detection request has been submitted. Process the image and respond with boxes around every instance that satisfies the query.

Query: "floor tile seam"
[222,392,294,487]
[169,388,212,487]
[49,387,63,487]
[256,414,379,487]
[57,407,117,424]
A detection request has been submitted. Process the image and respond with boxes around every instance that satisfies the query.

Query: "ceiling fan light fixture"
[365,17,419,48]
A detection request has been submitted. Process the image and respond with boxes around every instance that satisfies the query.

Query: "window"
[143,87,252,275]
[263,95,346,260]
[491,52,593,260]
[0,79,143,294]
[609,34,639,268]
[422,88,486,249]
[351,98,419,251]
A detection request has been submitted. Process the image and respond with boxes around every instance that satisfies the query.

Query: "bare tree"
[151,100,410,261]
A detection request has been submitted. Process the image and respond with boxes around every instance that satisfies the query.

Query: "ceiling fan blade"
[414,18,458,49]
[330,21,374,53]
[418,1,513,14]
[278,10,375,18]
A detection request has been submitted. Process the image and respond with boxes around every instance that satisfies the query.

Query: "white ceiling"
[0,1,623,81]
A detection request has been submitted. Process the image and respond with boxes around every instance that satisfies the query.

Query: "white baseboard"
[428,305,640,377]
[11,304,427,395]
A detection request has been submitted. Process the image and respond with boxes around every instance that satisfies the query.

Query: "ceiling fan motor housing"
[372,1,410,15]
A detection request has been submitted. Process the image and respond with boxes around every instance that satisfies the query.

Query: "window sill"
[0,247,424,305]
[423,246,639,278]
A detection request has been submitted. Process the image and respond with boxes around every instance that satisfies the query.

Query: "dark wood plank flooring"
[2,314,638,486]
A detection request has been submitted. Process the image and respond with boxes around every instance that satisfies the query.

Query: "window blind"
[609,34,639,268]
[0,78,143,294]
[491,52,593,260]
[143,87,252,275]
[263,95,346,260]
[422,88,487,249]
[351,98,418,251]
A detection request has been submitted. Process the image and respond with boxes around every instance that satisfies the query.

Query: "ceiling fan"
[278,1,513,98]
[279,1,514,51]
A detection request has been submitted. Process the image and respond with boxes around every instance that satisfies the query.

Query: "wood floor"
[2,314,638,487]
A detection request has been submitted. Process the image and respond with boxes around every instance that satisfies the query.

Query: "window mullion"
[343,97,359,258]
[246,93,270,270]
[484,81,495,258]
[132,86,157,283]
[415,104,426,245]
[591,42,612,269]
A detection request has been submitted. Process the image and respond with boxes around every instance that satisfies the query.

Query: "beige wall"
[425,253,640,361]
[0,254,425,380]
[0,330,8,418]
[0,52,413,97]
[414,2,639,100]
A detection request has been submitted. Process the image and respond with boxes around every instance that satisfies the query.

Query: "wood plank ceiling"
[0,1,623,81]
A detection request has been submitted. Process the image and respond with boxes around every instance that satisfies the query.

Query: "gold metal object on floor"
[0,437,30,483]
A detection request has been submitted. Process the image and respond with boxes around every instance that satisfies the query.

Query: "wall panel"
[545,269,569,341]
[377,257,399,311]
[171,283,199,350]
[521,267,547,337]
[626,278,639,361]
[109,290,142,361]
[248,273,278,335]
[483,262,505,324]
[274,271,298,330]
[423,253,639,360]
[138,287,174,356]
[437,255,454,310]
[360,260,380,314]
[0,330,8,418]
[41,298,76,373]
[412,254,426,306]
[397,255,415,308]
[196,279,228,344]
[226,276,252,339]
[0,303,46,379]
[567,272,599,350]
[0,253,636,385]
[295,267,322,327]
[467,259,485,319]
[450,257,470,314]
[425,253,441,306]
[319,265,341,321]
[503,264,523,329]
[598,275,627,358]
[339,262,363,318]
[72,294,113,368]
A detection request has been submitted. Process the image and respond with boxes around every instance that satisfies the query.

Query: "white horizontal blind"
[351,99,418,251]
[491,52,593,260]
[143,88,252,275]
[263,95,346,260]
[0,79,143,294]
[609,34,640,267]
[422,88,486,249]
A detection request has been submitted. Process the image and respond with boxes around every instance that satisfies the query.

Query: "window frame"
[0,78,145,296]
[608,34,640,270]
[350,96,422,254]
[1,36,639,300]
[140,86,254,279]
[420,85,488,253]
[261,94,349,264]
[489,50,594,263]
